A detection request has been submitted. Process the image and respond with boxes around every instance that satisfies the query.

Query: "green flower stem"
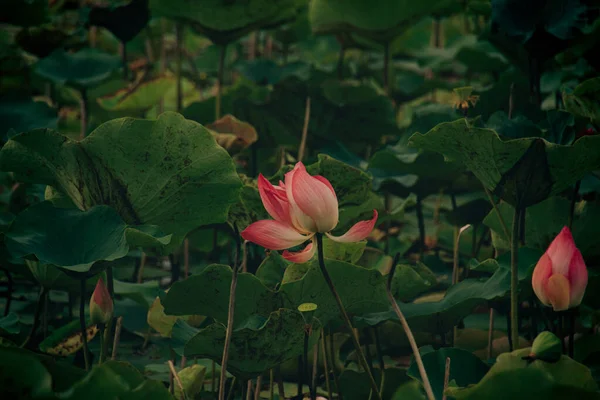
[383,42,390,95]
[80,278,90,371]
[79,89,88,140]
[315,233,382,400]
[415,195,426,257]
[568,308,577,358]
[175,23,183,112]
[387,254,435,400]
[568,180,581,229]
[99,325,107,364]
[101,267,114,364]
[22,286,47,348]
[328,331,342,400]
[372,327,386,394]
[216,44,228,120]
[510,207,521,350]
[218,224,241,400]
[321,333,333,400]
[483,186,510,240]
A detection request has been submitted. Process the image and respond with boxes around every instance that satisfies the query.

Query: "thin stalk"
[386,254,435,400]
[569,309,576,358]
[297,97,311,162]
[321,333,333,400]
[415,195,426,257]
[168,360,188,400]
[159,19,166,114]
[79,279,90,371]
[136,252,147,283]
[558,312,565,353]
[364,333,374,374]
[79,89,88,140]
[297,355,303,398]
[506,312,513,351]
[226,377,237,400]
[120,41,128,81]
[276,365,285,400]
[441,357,451,400]
[23,286,47,348]
[3,269,13,316]
[175,23,183,112]
[216,44,228,120]
[246,380,253,400]
[483,186,510,240]
[510,207,521,350]
[372,327,386,394]
[568,180,581,229]
[311,343,318,400]
[101,267,114,363]
[328,332,342,400]
[99,325,107,364]
[111,316,123,360]
[315,234,382,400]
[487,308,495,359]
[42,290,49,339]
[384,193,392,255]
[183,238,190,279]
[212,361,216,392]
[269,369,274,400]
[336,45,345,80]
[383,42,390,95]
[254,375,262,400]
[218,224,241,400]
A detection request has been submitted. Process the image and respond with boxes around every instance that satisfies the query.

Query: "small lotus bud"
[529,331,562,363]
[90,277,113,325]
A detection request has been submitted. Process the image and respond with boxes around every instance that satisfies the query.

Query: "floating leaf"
[176,364,206,399]
[96,76,175,112]
[185,309,321,377]
[409,119,600,207]
[0,112,242,251]
[0,97,57,137]
[39,320,99,356]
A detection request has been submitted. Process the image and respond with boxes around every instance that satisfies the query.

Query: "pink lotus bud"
[532,226,588,311]
[90,277,113,325]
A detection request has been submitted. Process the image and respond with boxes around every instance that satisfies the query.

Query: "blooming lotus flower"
[90,277,113,325]
[241,162,378,263]
[532,226,588,312]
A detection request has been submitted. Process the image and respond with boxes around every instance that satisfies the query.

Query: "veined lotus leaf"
[407,347,489,400]
[206,114,258,155]
[0,312,20,335]
[563,77,600,122]
[5,201,170,273]
[446,348,598,399]
[34,48,120,90]
[0,112,242,252]
[309,0,459,43]
[184,309,321,377]
[227,175,270,232]
[409,119,600,208]
[0,97,57,137]
[354,247,542,331]
[175,364,206,399]
[162,264,282,328]
[0,346,53,398]
[39,320,99,357]
[280,259,389,326]
[96,76,175,112]
[149,0,308,44]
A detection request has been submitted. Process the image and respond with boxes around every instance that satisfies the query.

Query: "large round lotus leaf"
[409,119,600,208]
[280,259,389,327]
[0,112,242,252]
[407,347,489,400]
[96,76,175,112]
[0,97,57,137]
[368,144,465,198]
[34,48,120,90]
[184,309,321,377]
[354,247,542,331]
[563,77,600,122]
[0,0,48,27]
[309,0,459,43]
[5,201,170,272]
[88,0,150,43]
[0,346,53,398]
[447,348,598,399]
[162,264,281,328]
[149,0,307,44]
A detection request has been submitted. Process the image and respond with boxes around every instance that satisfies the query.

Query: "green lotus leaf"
[184,308,321,377]
[39,320,99,357]
[88,0,150,43]
[0,112,242,252]
[5,201,168,273]
[34,48,120,90]
[149,0,307,44]
[0,97,57,138]
[563,77,600,122]
[96,76,175,112]
[409,119,600,208]
[0,346,53,399]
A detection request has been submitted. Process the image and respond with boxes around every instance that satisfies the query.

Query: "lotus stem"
[387,254,435,400]
[111,316,123,360]
[136,252,147,283]
[568,180,581,229]
[442,357,451,400]
[246,380,252,400]
[510,207,521,350]
[321,332,333,400]
[218,224,241,400]
[168,360,188,400]
[315,233,382,400]
[383,42,390,95]
[297,355,303,398]
[101,268,114,364]
[254,375,262,400]
[372,327,386,394]
[483,186,510,241]
[276,365,285,400]
[297,97,311,162]
[311,343,318,400]
[269,369,274,400]
[183,238,190,279]
[79,89,88,140]
[328,331,342,400]
[487,308,495,359]
[79,278,90,371]
[216,44,227,120]
[2,268,12,316]
[226,377,237,400]
[569,308,576,358]
[175,23,183,112]
[22,286,47,348]
[415,195,426,257]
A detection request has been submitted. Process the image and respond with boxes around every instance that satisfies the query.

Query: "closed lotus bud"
[532,226,588,312]
[90,277,113,325]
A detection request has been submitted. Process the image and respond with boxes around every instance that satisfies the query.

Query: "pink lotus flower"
[241,162,378,263]
[532,226,588,312]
